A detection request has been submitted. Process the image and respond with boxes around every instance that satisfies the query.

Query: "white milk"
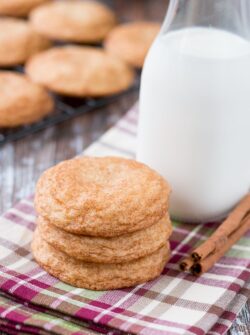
[137,27,250,222]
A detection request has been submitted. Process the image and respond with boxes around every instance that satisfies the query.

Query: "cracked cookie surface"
[105,22,160,68]
[0,18,50,67]
[35,156,170,236]
[26,46,135,97]
[32,230,170,290]
[0,0,50,17]
[30,0,116,42]
[37,215,172,263]
[0,71,54,127]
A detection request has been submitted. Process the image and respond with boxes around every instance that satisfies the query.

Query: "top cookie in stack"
[32,156,172,290]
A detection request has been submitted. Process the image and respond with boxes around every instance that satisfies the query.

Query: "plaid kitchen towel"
[0,105,249,335]
[0,292,111,335]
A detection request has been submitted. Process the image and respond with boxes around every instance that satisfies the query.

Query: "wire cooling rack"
[0,83,139,146]
[0,66,140,146]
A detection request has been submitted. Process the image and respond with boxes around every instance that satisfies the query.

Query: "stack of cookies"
[32,156,172,290]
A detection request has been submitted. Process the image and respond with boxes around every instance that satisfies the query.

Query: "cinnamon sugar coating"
[37,215,172,263]
[0,0,50,17]
[105,21,160,68]
[30,0,116,42]
[35,156,170,236]
[0,18,51,67]
[26,46,135,97]
[0,71,54,127]
[32,231,170,290]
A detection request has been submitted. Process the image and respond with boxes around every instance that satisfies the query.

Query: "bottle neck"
[161,0,250,39]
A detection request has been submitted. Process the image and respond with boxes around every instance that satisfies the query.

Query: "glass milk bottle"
[137,0,250,222]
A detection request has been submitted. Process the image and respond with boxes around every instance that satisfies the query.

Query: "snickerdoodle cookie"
[26,46,135,97]
[0,72,54,127]
[0,18,51,67]
[105,22,160,68]
[0,0,50,17]
[35,156,170,236]
[32,231,170,290]
[30,0,116,43]
[37,215,172,263]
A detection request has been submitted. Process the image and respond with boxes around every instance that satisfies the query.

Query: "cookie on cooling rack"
[26,46,135,97]
[0,0,51,17]
[0,71,54,128]
[0,18,51,67]
[30,0,116,43]
[105,21,160,68]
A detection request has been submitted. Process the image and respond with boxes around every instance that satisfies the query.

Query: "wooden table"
[0,1,249,334]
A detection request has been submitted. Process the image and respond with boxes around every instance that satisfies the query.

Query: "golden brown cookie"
[0,71,54,128]
[35,156,170,236]
[26,46,135,97]
[30,0,116,43]
[0,18,51,67]
[37,215,172,263]
[32,230,170,290]
[0,0,50,17]
[105,21,160,68]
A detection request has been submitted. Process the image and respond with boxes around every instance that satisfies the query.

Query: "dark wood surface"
[0,1,249,334]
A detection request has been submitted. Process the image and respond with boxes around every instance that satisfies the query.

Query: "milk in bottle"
[137,1,250,222]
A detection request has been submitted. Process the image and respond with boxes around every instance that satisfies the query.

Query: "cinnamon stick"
[179,256,193,271]
[191,214,250,275]
[192,194,250,261]
[179,194,250,276]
